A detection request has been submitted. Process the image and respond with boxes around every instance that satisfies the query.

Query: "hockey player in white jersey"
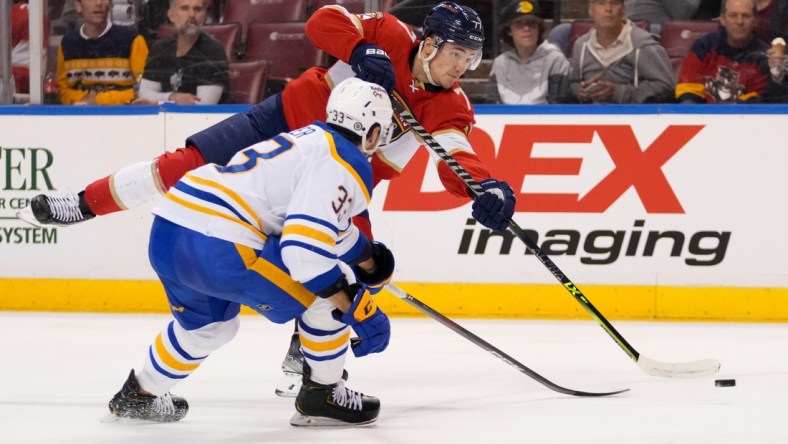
[107,78,396,426]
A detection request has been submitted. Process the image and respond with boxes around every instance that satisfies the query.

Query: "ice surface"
[1,312,786,443]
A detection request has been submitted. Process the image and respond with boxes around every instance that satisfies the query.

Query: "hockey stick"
[390,92,720,378]
[385,283,628,397]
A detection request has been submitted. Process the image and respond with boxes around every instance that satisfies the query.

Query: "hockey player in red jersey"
[25,1,515,396]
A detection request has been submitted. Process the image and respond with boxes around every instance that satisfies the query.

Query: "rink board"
[1,104,787,321]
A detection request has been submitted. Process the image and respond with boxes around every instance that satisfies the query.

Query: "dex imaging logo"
[383,124,705,213]
[379,123,731,266]
[457,219,730,266]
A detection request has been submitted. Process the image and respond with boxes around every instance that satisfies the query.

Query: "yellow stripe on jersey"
[165,192,268,243]
[154,333,201,371]
[235,244,317,308]
[324,130,371,204]
[184,173,265,232]
[300,330,351,352]
[283,224,335,246]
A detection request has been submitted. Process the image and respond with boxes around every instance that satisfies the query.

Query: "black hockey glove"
[349,43,396,94]
[353,241,395,295]
[471,179,516,232]
[333,283,390,357]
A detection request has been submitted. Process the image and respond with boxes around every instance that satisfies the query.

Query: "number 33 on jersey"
[151,121,375,283]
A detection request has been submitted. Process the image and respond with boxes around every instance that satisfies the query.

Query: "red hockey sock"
[157,146,206,189]
[84,176,120,216]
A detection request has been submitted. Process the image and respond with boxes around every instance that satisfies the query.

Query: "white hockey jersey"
[152,121,373,296]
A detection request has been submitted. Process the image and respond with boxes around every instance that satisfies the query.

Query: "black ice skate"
[108,370,188,423]
[23,192,95,226]
[275,333,348,398]
[275,333,305,397]
[290,369,379,427]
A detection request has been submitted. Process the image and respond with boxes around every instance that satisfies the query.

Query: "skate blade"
[16,207,45,228]
[274,371,301,398]
[289,412,377,428]
[100,414,162,425]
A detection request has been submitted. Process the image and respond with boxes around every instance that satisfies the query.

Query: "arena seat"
[222,0,309,42]
[306,0,395,16]
[243,22,328,82]
[228,60,271,104]
[660,20,719,75]
[156,22,242,61]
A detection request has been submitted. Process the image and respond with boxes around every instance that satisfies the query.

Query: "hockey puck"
[715,379,736,387]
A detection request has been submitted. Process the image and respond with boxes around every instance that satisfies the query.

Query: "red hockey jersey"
[281,6,491,198]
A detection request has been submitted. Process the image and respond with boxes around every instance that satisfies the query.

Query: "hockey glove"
[333,283,390,357]
[349,43,396,94]
[353,241,395,295]
[471,179,516,232]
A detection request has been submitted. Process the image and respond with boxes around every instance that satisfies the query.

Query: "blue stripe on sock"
[297,318,347,337]
[149,346,188,380]
[167,321,207,361]
[302,346,348,362]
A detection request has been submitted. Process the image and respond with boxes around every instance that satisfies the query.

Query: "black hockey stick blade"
[389,92,721,379]
[385,284,629,397]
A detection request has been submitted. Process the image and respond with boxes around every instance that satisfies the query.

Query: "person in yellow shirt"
[56,0,148,105]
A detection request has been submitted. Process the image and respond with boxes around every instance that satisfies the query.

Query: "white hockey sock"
[109,160,166,210]
[299,297,350,385]
[137,317,240,395]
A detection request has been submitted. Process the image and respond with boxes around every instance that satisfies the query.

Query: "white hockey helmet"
[326,78,394,156]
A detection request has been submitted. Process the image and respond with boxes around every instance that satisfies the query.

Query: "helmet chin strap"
[418,41,440,87]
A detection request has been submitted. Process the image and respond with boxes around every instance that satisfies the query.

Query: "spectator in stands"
[755,0,788,42]
[761,3,788,101]
[134,0,231,105]
[56,0,149,105]
[11,1,30,95]
[486,0,570,104]
[676,0,778,103]
[568,0,676,103]
[624,0,704,36]
[549,1,723,56]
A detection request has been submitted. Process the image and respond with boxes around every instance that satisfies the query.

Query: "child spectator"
[486,0,570,104]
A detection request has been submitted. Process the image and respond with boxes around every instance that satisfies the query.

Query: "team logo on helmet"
[422,1,485,58]
[325,78,394,156]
